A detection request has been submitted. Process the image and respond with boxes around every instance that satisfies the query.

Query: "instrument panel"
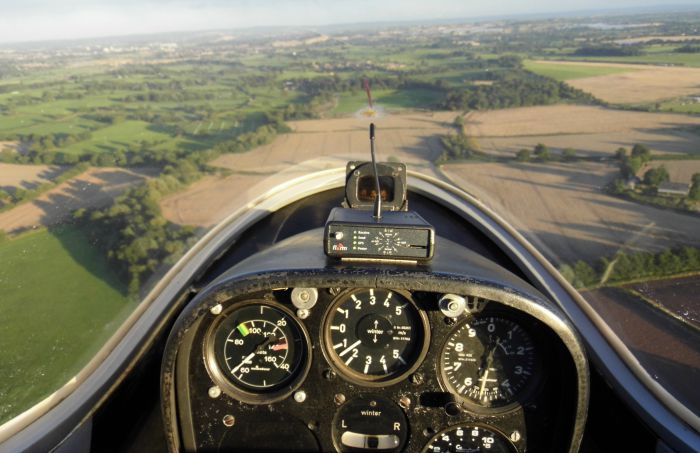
[164,282,582,453]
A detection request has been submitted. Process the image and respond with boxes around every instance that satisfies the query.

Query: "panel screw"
[294,390,307,403]
[334,393,346,405]
[398,396,411,410]
[223,414,235,427]
[510,431,521,442]
[410,373,424,385]
[291,287,318,309]
[297,308,310,319]
[208,386,221,399]
[369,400,377,407]
[308,421,319,431]
[329,287,342,296]
[323,369,336,380]
[439,294,467,318]
[210,304,222,315]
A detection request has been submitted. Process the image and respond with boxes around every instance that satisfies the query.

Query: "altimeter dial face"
[323,288,429,385]
[440,315,538,409]
[422,425,517,453]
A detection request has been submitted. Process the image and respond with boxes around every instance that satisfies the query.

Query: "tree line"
[560,246,700,289]
[438,70,597,111]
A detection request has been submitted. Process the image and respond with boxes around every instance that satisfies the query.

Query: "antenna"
[369,123,381,220]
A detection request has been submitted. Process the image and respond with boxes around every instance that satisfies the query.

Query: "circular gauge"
[206,301,311,403]
[440,315,538,410]
[323,288,429,385]
[422,425,517,453]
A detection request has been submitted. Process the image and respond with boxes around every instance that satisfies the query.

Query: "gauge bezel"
[204,299,312,404]
[421,424,517,453]
[438,309,543,414]
[321,288,430,387]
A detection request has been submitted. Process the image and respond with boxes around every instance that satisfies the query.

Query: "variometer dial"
[440,315,538,409]
[206,301,310,403]
[323,288,429,385]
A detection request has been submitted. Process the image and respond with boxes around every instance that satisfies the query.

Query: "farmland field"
[441,161,700,264]
[585,286,700,416]
[461,105,700,157]
[625,276,700,328]
[523,60,635,81]
[160,112,456,227]
[540,61,700,104]
[638,160,700,184]
[0,163,66,192]
[0,167,155,233]
[0,227,131,425]
[59,120,173,155]
[333,88,441,114]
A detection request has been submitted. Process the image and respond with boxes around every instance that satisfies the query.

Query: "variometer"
[323,288,429,385]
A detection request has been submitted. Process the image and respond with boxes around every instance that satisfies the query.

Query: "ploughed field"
[585,286,700,416]
[625,276,700,329]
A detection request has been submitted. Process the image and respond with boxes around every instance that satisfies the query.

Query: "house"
[657,181,690,197]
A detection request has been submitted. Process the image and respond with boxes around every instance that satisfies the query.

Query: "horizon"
[0,0,699,46]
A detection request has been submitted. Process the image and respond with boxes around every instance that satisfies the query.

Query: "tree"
[562,148,577,161]
[453,115,464,130]
[631,144,651,163]
[614,147,627,161]
[534,143,550,161]
[516,149,531,162]
[690,173,700,201]
[643,166,669,187]
[620,156,642,179]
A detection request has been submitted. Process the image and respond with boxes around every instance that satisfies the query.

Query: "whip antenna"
[369,123,381,220]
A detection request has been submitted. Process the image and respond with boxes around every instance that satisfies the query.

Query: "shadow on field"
[6,169,154,295]
[521,229,615,264]
[47,224,128,297]
[400,135,446,162]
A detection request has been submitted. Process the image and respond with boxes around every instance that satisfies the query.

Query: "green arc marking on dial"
[237,323,250,336]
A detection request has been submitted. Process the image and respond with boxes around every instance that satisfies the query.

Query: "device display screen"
[357,176,395,202]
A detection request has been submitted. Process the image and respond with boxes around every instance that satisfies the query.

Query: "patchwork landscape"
[2,10,700,423]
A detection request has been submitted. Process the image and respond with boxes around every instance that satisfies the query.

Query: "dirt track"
[0,167,155,233]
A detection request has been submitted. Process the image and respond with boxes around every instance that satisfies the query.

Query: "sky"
[0,0,696,44]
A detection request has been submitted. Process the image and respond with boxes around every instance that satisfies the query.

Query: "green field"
[540,49,700,68]
[523,60,636,81]
[333,88,441,114]
[0,227,132,424]
[60,120,174,154]
[659,100,700,114]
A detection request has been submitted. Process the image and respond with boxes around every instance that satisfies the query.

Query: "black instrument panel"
[166,285,580,453]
